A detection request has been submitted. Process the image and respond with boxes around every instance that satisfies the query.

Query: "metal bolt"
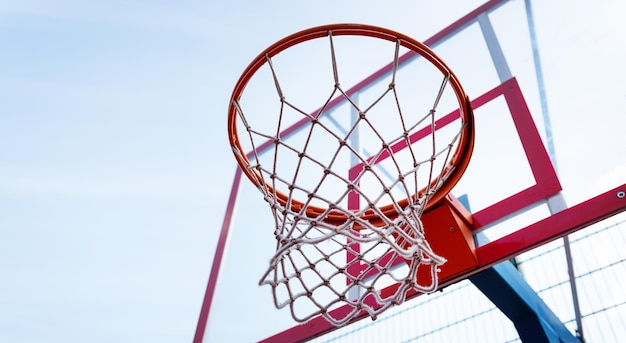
[449,226,455,232]
[618,191,626,199]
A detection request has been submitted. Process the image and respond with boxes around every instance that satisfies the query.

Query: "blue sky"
[1,1,625,342]
[1,2,219,341]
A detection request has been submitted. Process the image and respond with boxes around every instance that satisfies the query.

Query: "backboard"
[196,1,626,342]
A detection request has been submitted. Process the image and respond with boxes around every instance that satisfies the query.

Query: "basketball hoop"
[228,24,474,326]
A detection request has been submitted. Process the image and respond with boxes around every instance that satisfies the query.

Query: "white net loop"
[259,202,446,326]
[229,25,472,326]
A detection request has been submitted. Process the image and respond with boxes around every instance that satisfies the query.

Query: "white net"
[258,202,446,326]
[229,25,472,326]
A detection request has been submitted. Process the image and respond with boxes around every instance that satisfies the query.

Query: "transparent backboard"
[199,1,626,342]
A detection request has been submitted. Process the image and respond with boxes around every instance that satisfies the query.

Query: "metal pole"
[524,0,584,341]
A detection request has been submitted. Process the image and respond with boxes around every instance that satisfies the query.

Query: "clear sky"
[1,1,625,342]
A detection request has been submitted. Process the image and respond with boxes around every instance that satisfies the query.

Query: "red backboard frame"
[193,0,626,340]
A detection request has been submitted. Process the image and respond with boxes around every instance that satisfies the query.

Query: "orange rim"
[228,24,474,224]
